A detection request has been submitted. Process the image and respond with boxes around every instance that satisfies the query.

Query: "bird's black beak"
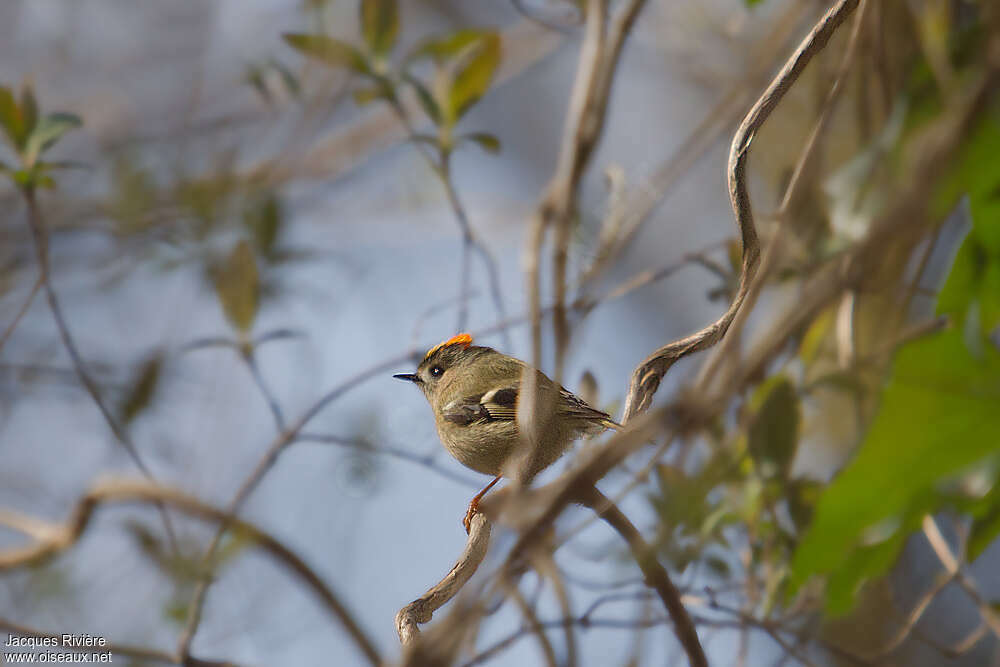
[393,373,420,383]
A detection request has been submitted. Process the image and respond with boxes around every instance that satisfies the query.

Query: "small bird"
[394,333,621,532]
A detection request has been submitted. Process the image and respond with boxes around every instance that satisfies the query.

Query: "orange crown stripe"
[424,333,473,359]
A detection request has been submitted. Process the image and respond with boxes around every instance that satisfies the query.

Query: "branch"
[0,274,42,354]
[576,486,708,667]
[386,101,510,346]
[396,513,492,646]
[922,515,1000,639]
[0,478,380,666]
[622,0,864,421]
[22,188,180,554]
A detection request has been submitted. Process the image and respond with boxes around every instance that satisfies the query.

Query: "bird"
[394,333,621,532]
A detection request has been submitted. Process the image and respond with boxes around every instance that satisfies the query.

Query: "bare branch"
[396,513,492,646]
[576,486,708,667]
[22,188,181,554]
[922,515,1000,639]
[622,0,866,421]
[0,478,380,667]
[0,274,42,354]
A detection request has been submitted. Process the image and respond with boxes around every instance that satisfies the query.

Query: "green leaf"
[283,34,370,75]
[19,83,37,139]
[352,86,387,106]
[120,354,163,424]
[406,29,488,64]
[937,236,1000,337]
[214,240,260,334]
[243,194,282,256]
[23,113,81,166]
[745,0,766,6]
[403,73,442,125]
[360,0,398,56]
[459,132,501,154]
[447,32,501,123]
[747,376,800,478]
[0,85,26,150]
[968,482,1000,562]
[790,329,1000,609]
[787,479,822,531]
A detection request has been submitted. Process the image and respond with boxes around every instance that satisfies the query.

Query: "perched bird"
[394,333,620,532]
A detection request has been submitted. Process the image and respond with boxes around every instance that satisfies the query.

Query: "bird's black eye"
[430,365,444,378]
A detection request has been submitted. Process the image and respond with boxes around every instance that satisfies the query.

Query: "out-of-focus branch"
[507,582,560,667]
[528,0,651,379]
[865,571,953,661]
[386,100,510,346]
[396,513,492,646]
[297,432,480,487]
[576,0,810,292]
[0,478,380,667]
[576,486,708,667]
[695,0,869,393]
[922,515,1000,639]
[22,189,180,554]
[244,352,286,432]
[0,274,42,354]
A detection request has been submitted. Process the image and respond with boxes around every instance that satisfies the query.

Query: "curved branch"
[22,190,180,553]
[576,486,707,667]
[0,478,381,667]
[396,512,492,646]
[622,0,862,422]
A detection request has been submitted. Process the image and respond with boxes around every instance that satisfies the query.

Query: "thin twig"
[296,432,480,487]
[507,583,559,667]
[922,515,1000,639]
[244,351,286,432]
[22,189,180,555]
[388,100,511,348]
[0,274,43,354]
[576,486,708,667]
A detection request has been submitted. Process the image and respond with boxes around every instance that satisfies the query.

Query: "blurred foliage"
[642,0,1000,628]
[126,520,250,627]
[0,81,80,191]
[791,106,1000,613]
[284,0,502,165]
[118,351,164,425]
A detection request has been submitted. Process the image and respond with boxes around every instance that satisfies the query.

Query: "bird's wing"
[441,382,618,429]
[441,386,519,426]
[557,386,617,426]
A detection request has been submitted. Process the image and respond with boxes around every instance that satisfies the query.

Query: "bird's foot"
[463,499,480,534]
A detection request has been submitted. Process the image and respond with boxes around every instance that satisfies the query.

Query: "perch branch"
[396,512,492,646]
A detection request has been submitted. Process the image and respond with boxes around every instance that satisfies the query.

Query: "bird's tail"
[601,418,624,432]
